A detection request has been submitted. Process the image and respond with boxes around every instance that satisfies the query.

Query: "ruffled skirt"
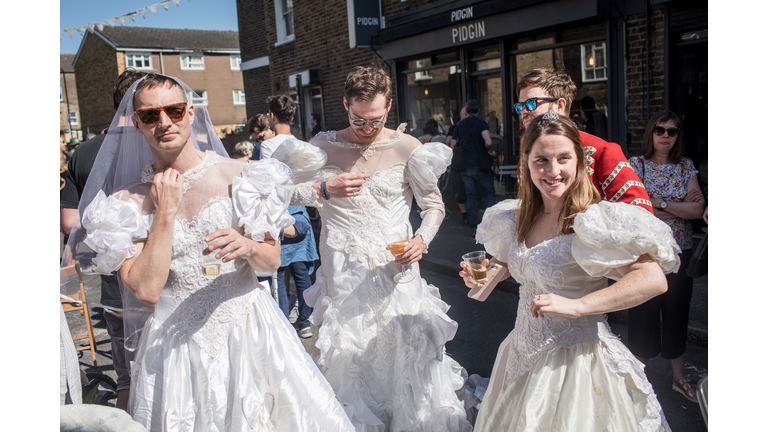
[304,258,472,432]
[474,321,671,432]
[128,284,355,432]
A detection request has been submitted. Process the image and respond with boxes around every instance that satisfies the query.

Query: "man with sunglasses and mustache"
[73,74,358,430]
[515,68,652,212]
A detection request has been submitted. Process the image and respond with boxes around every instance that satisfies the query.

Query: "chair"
[497,165,518,183]
[60,263,98,366]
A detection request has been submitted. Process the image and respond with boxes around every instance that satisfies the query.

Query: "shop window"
[230,55,242,70]
[233,90,246,105]
[126,52,153,70]
[403,65,460,138]
[274,0,295,45]
[581,42,607,82]
[413,59,432,82]
[181,54,205,70]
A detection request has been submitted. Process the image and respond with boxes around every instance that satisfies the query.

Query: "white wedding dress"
[473,199,680,432]
[282,125,472,432]
[82,153,356,432]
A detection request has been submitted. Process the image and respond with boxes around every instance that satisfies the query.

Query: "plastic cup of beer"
[462,251,488,284]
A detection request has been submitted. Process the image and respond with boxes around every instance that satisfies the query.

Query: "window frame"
[125,52,154,70]
[180,53,206,71]
[230,55,242,71]
[233,90,246,106]
[68,111,79,125]
[190,90,208,106]
[274,0,295,45]
[581,42,608,83]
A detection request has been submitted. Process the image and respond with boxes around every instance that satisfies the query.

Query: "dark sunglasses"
[135,103,188,125]
[652,126,679,137]
[514,97,559,115]
[348,110,386,128]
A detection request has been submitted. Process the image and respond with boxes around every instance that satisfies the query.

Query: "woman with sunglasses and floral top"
[628,110,705,404]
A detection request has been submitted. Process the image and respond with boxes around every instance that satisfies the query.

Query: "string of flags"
[60,0,191,39]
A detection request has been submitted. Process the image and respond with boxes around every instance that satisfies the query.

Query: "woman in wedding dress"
[71,74,355,432]
[460,113,679,431]
[279,67,471,432]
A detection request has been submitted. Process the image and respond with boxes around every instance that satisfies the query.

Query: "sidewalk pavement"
[414,190,708,347]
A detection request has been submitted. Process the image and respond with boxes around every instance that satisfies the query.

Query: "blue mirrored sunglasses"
[514,97,559,115]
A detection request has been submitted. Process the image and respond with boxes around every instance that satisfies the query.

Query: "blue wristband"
[321,181,330,200]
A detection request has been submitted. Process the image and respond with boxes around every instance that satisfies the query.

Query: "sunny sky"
[60,0,239,54]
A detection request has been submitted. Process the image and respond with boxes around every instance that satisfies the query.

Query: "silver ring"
[536,295,541,301]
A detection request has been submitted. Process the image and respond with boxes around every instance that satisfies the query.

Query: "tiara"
[542,109,559,120]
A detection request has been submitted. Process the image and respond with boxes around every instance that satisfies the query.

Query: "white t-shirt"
[260,134,305,160]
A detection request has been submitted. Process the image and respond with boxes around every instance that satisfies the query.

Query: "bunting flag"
[61,1,186,39]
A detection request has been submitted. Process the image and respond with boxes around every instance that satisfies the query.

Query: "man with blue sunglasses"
[515,68,652,212]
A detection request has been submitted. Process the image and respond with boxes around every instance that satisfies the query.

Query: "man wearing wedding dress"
[73,74,355,431]
[272,66,472,431]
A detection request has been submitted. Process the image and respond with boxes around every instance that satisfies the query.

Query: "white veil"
[60,74,230,358]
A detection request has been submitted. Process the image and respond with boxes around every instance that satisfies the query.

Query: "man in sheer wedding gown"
[271,66,472,432]
[67,73,355,431]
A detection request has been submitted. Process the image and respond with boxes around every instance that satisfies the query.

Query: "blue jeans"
[277,261,314,328]
[462,166,496,228]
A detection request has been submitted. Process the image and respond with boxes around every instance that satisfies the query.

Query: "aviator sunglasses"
[514,97,559,115]
[652,126,680,137]
[347,110,387,128]
[135,103,188,125]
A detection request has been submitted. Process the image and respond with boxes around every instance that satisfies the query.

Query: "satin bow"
[165,404,197,431]
[233,159,295,242]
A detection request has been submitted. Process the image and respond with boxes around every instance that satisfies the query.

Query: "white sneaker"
[288,306,298,324]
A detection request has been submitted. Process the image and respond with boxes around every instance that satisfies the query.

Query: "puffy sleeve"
[572,201,681,280]
[268,137,328,207]
[81,190,148,275]
[232,158,295,242]
[405,142,451,249]
[475,199,520,264]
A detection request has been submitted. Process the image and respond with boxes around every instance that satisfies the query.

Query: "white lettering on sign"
[357,17,379,26]
[451,21,486,44]
[450,7,474,22]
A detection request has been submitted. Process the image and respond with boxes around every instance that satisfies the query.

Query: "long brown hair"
[517,115,601,244]
[638,111,684,164]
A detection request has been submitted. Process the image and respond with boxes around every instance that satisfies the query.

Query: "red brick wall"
[625,9,666,153]
[237,0,406,132]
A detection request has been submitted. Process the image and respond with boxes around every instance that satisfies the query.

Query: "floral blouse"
[629,156,698,249]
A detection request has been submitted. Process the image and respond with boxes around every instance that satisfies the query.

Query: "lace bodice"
[153,196,254,359]
[275,132,452,268]
[83,157,295,359]
[476,199,680,384]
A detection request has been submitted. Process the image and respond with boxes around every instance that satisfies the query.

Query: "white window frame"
[60,86,64,102]
[274,0,295,45]
[233,90,246,106]
[180,53,205,71]
[190,90,208,106]
[581,42,607,83]
[125,52,153,70]
[230,55,242,71]
[69,111,79,125]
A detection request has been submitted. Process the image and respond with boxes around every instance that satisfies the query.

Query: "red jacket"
[517,132,652,213]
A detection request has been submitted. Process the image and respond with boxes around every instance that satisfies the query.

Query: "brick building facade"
[60,54,82,142]
[237,0,706,188]
[73,27,247,137]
